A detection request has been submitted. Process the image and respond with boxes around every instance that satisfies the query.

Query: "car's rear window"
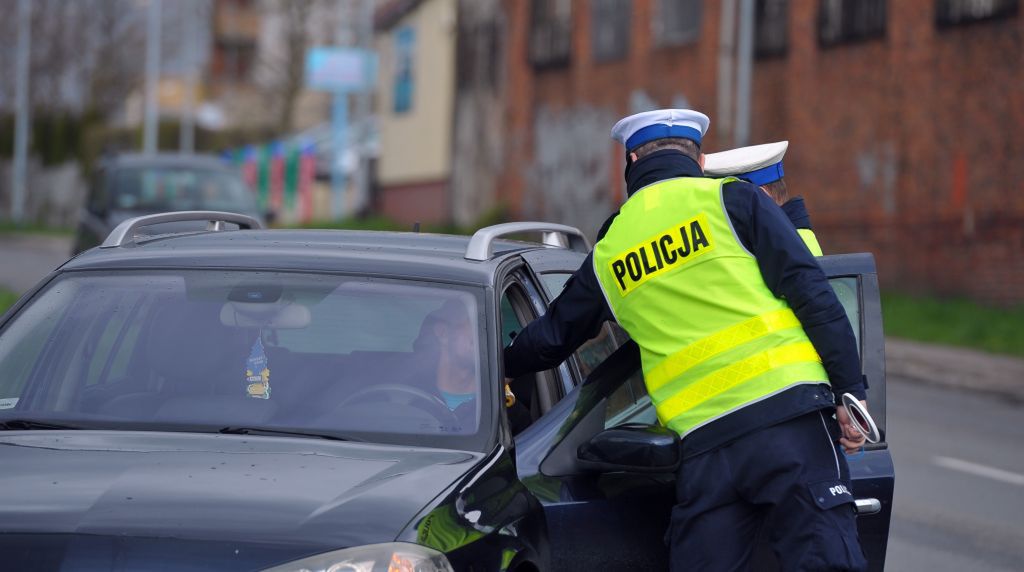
[111,167,257,213]
[0,271,491,451]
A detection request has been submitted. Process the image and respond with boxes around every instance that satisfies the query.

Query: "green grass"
[881,292,1024,358]
[0,222,73,237]
[0,289,17,315]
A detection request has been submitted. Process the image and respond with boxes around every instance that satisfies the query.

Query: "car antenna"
[413,221,421,233]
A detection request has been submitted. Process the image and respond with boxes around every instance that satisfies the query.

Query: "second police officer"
[705,140,825,255]
[504,109,870,571]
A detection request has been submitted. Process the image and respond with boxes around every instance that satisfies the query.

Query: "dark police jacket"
[782,196,814,232]
[504,150,866,458]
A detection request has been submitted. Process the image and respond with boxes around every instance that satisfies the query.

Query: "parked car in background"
[71,153,264,254]
[1,213,893,571]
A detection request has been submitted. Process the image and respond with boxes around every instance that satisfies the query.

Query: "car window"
[84,292,148,387]
[604,368,655,428]
[268,283,463,354]
[500,292,523,347]
[539,273,571,298]
[538,272,626,381]
[111,167,257,213]
[0,288,69,410]
[831,277,861,353]
[501,278,576,431]
[0,271,492,452]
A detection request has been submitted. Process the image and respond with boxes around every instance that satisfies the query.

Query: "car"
[71,153,265,255]
[0,212,894,571]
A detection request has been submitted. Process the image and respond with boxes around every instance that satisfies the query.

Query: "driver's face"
[442,317,474,360]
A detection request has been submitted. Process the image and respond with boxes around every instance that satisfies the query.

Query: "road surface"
[0,234,72,294]
[885,376,1024,571]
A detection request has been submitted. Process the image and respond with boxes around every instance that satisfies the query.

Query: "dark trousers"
[667,410,868,572]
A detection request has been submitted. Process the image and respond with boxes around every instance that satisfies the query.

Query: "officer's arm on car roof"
[503,253,612,380]
[724,181,867,402]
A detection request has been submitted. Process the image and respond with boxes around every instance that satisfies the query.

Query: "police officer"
[504,109,870,571]
[705,141,824,255]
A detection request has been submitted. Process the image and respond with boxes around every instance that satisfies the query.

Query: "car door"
[814,253,894,571]
[515,251,894,571]
[515,249,672,570]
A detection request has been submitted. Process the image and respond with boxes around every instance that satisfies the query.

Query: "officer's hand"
[836,401,868,454]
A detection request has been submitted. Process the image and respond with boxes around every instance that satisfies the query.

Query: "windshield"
[0,271,491,451]
[110,167,257,213]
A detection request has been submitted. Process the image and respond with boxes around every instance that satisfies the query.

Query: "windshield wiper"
[218,426,358,442]
[0,419,83,431]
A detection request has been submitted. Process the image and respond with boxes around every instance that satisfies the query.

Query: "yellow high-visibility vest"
[593,176,830,437]
[798,228,823,256]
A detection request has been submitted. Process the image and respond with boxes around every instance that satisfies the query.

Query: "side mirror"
[577,423,680,473]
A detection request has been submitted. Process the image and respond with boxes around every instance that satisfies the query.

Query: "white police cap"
[611,109,711,150]
[704,141,788,185]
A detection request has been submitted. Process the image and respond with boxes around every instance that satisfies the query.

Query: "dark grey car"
[0,213,893,570]
[72,153,263,255]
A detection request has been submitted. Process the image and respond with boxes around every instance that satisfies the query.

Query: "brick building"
[453,0,1024,304]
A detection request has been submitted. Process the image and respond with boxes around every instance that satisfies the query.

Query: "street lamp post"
[144,0,162,155]
[11,0,32,223]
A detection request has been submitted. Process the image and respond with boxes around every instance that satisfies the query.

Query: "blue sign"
[393,27,415,113]
[305,47,377,94]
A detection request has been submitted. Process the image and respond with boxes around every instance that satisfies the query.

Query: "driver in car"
[413,300,533,434]
[411,301,481,432]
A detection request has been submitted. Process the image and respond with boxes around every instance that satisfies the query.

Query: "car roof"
[60,229,564,286]
[100,153,233,172]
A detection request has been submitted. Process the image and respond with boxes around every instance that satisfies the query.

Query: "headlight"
[262,542,455,572]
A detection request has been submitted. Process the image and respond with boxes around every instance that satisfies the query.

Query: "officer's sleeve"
[781,196,813,230]
[503,253,613,379]
[724,182,867,402]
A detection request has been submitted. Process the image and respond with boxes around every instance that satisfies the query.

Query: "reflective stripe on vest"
[593,176,829,437]
[798,228,823,256]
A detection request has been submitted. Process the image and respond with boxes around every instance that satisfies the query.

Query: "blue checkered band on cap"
[611,109,710,150]
[625,125,703,150]
[741,161,785,186]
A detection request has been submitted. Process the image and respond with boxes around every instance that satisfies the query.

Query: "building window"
[393,26,415,114]
[936,0,1018,27]
[458,20,502,91]
[756,0,789,58]
[652,0,702,48]
[818,0,887,48]
[530,0,572,68]
[591,0,631,62]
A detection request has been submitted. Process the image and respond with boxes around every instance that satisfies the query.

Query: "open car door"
[513,253,894,571]
[815,253,894,570]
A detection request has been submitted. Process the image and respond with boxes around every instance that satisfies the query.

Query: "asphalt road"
[0,235,72,294]
[885,376,1024,571]
[1,236,1022,570]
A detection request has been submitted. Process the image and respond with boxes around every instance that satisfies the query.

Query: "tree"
[259,0,316,134]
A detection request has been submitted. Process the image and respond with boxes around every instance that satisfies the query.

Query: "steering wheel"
[336,383,461,428]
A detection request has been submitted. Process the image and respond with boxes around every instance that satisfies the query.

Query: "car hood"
[0,430,481,564]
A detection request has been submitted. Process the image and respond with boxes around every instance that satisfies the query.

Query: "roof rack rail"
[100,211,263,249]
[465,222,590,261]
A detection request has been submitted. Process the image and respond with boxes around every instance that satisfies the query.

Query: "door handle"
[854,498,881,515]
